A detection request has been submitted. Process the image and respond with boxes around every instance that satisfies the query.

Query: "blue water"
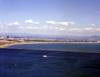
[0,43,100,77]
[5,43,100,53]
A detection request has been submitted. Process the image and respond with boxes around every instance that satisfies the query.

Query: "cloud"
[49,27,54,30]
[19,26,23,29]
[34,22,39,24]
[25,19,39,24]
[5,22,20,26]
[42,26,48,28]
[69,27,96,32]
[4,31,9,33]
[96,28,100,31]
[42,26,48,29]
[46,21,75,26]
[13,22,20,25]
[25,25,66,32]
[46,21,56,25]
[0,23,3,28]
[69,28,82,32]
[57,22,69,26]
[58,28,65,31]
[0,26,3,28]
[68,27,100,32]
[91,24,96,27]
[70,22,75,24]
[25,19,33,24]
[85,28,94,30]
[48,27,65,31]
[26,26,39,29]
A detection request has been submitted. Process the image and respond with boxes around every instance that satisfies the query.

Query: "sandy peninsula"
[0,40,99,49]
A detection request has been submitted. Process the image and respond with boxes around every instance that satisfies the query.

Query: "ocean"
[0,43,100,77]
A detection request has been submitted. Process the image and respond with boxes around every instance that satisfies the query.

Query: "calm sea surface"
[0,43,100,77]
[5,43,100,53]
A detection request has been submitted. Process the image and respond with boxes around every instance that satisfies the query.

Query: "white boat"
[43,55,47,57]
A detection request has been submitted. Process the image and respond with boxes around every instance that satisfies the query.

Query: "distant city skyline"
[0,0,100,36]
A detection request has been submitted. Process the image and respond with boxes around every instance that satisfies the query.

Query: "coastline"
[0,41,100,49]
[0,41,100,54]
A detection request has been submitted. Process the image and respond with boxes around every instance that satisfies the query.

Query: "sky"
[0,0,100,36]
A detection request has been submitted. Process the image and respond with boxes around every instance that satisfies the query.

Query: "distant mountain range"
[90,35,100,39]
[0,33,100,40]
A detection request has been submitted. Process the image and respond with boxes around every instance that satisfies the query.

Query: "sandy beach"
[0,41,99,49]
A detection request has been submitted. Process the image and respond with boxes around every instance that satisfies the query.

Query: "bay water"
[0,43,100,77]
[5,43,100,53]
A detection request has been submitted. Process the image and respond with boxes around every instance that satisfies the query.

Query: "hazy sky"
[0,0,100,36]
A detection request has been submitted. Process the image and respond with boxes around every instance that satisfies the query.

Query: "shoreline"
[1,45,100,54]
[0,41,100,54]
[0,41,100,48]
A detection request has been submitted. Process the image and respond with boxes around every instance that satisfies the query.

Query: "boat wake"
[43,55,55,58]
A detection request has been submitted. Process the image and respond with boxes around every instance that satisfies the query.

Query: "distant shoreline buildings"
[0,36,100,43]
